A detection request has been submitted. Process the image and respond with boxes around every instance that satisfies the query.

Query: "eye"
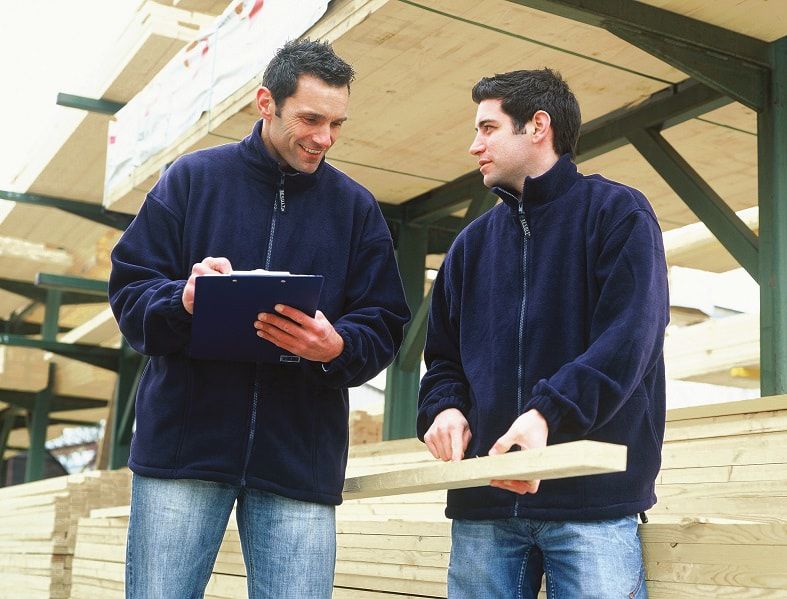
[303,116,318,124]
[331,121,344,129]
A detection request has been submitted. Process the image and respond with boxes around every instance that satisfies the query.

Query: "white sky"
[0,0,140,188]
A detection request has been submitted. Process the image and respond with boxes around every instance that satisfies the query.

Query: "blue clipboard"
[189,273,324,364]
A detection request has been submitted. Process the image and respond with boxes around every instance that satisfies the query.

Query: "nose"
[469,133,483,156]
[313,124,332,149]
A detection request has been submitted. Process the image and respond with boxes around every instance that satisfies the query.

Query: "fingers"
[254,311,302,339]
[424,409,470,462]
[202,256,232,273]
[490,479,540,495]
[253,307,343,362]
[424,435,441,461]
[191,257,232,277]
[450,427,465,462]
[274,304,319,331]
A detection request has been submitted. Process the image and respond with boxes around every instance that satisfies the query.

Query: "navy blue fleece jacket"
[109,120,409,504]
[418,155,669,521]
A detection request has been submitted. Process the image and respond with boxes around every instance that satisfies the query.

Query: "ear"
[530,110,552,144]
[256,87,276,120]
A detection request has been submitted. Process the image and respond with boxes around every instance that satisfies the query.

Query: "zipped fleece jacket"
[418,154,669,521]
[109,119,410,505]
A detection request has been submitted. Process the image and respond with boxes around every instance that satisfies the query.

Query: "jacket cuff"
[167,281,191,322]
[417,395,469,440]
[523,393,564,433]
[319,327,353,375]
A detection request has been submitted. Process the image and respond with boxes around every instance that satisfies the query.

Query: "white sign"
[105,0,328,199]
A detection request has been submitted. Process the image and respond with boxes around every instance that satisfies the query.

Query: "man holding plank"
[418,68,669,598]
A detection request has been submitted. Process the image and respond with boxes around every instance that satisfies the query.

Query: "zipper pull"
[278,173,286,213]
[518,202,531,237]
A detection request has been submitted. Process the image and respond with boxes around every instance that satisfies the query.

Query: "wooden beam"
[342,440,626,500]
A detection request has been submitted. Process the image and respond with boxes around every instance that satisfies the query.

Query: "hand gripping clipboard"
[189,272,324,364]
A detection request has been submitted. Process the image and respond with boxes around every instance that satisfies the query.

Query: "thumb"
[488,429,515,456]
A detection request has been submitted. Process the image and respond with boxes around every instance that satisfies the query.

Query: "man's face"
[469,99,532,193]
[257,74,349,174]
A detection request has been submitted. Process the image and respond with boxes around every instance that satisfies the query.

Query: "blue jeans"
[449,515,646,599]
[125,475,336,598]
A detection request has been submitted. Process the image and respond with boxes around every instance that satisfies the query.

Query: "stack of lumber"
[23,397,787,597]
[665,311,760,388]
[349,410,383,446]
[0,469,130,599]
[653,395,787,521]
[333,396,787,598]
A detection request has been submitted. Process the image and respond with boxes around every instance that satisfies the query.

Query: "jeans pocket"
[628,559,646,598]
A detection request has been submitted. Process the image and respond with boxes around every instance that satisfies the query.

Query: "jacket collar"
[240,119,323,188]
[493,153,580,210]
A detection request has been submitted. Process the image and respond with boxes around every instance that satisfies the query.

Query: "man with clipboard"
[109,40,409,598]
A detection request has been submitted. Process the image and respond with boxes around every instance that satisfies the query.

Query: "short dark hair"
[262,39,355,109]
[472,69,581,157]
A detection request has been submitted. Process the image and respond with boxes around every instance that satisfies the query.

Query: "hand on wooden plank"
[488,409,549,495]
[424,408,472,462]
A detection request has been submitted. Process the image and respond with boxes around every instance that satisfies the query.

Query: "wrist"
[324,329,344,363]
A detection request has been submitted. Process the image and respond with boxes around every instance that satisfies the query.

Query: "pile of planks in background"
[0,469,130,599]
[349,410,384,446]
[2,396,786,598]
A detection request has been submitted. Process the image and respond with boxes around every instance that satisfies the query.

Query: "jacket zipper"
[241,175,285,484]
[240,368,261,486]
[264,173,284,269]
[514,200,531,517]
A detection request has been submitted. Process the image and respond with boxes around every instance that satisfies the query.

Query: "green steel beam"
[608,25,767,112]
[0,334,120,371]
[398,285,432,372]
[627,127,759,280]
[506,0,769,65]
[400,172,485,224]
[48,418,101,427]
[427,228,456,255]
[384,224,428,440]
[56,92,125,115]
[25,364,55,482]
[36,273,108,297]
[577,79,730,162]
[758,37,787,395]
[462,191,499,224]
[109,342,145,469]
[42,290,62,342]
[0,318,70,336]
[0,189,134,230]
[0,408,19,474]
[0,390,107,412]
[507,0,769,111]
[379,203,403,223]
[0,278,106,305]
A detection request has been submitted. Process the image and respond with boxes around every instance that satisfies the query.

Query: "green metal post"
[22,291,63,482]
[25,364,55,482]
[0,409,18,485]
[758,37,787,395]
[108,341,145,469]
[42,290,62,341]
[384,224,428,440]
